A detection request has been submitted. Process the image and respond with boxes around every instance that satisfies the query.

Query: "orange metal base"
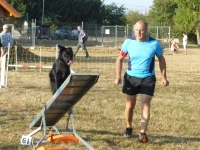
[47,134,80,144]
[36,146,68,150]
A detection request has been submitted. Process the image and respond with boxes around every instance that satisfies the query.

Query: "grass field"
[0,45,200,150]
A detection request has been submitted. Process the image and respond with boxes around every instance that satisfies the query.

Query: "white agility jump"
[8,64,52,69]
[0,43,11,88]
[0,54,7,88]
[0,45,60,88]
[20,72,99,150]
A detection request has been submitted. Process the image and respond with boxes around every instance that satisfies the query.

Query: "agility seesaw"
[20,73,99,150]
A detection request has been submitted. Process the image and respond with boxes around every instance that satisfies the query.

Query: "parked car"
[51,30,71,40]
[38,28,51,40]
[27,25,51,40]
[70,29,88,41]
[70,30,79,40]
[39,24,51,39]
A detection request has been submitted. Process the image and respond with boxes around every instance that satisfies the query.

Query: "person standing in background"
[0,24,14,58]
[182,32,188,55]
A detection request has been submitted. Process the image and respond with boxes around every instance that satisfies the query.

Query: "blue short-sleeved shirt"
[121,36,163,78]
[0,32,13,47]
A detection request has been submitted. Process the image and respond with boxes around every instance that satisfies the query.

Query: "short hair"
[3,24,8,29]
[135,20,148,29]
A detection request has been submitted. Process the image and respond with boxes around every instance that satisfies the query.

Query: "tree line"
[7,0,126,25]
[6,0,200,44]
[128,0,200,44]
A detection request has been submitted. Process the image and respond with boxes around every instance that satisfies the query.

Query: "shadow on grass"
[0,146,20,150]
[150,135,200,145]
[78,129,200,144]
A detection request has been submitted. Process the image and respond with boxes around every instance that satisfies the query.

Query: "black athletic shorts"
[122,73,156,96]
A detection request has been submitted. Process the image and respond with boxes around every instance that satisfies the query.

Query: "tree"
[125,10,147,37]
[6,0,105,25]
[173,0,200,44]
[173,3,195,33]
[6,0,127,27]
[148,0,178,26]
[103,3,127,25]
[126,10,147,25]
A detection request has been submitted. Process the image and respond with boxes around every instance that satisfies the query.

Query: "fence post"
[31,19,35,48]
[101,26,104,46]
[0,56,6,88]
[5,43,11,87]
[115,25,117,47]
[15,45,18,71]
[40,47,42,72]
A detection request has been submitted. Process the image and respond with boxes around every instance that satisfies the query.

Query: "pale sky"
[103,0,154,13]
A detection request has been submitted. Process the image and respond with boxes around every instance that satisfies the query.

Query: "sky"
[103,0,154,14]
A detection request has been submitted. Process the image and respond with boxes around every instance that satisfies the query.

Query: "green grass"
[0,45,200,150]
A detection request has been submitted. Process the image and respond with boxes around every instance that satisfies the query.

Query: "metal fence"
[131,25,171,48]
[9,21,170,48]
[101,25,126,47]
[148,26,171,48]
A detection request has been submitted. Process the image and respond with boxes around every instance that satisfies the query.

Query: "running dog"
[49,45,73,94]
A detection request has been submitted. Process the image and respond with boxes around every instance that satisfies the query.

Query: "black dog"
[49,45,73,94]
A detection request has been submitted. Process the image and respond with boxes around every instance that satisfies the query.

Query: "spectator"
[0,24,14,58]
[170,41,179,54]
[182,32,188,54]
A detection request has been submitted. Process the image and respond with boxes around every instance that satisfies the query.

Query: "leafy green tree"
[126,10,147,25]
[173,3,195,33]
[6,0,126,27]
[103,3,127,25]
[174,0,200,44]
[7,0,36,21]
[148,0,178,26]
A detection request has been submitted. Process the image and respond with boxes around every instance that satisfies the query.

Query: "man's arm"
[81,30,86,39]
[157,55,169,86]
[114,54,125,85]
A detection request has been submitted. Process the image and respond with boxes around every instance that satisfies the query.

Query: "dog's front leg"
[56,71,62,91]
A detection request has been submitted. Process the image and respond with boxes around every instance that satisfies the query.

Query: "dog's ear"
[58,45,65,49]
[58,45,65,53]
[66,47,72,52]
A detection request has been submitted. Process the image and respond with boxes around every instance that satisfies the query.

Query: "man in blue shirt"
[115,20,169,143]
[73,26,89,58]
[0,24,14,58]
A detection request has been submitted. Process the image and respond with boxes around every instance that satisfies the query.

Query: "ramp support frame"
[22,106,95,150]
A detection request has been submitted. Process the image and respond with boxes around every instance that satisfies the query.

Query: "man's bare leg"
[140,94,152,133]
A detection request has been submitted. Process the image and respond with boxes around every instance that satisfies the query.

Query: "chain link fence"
[130,25,171,49]
[5,19,170,48]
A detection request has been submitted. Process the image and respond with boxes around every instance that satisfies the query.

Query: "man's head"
[134,20,148,42]
[3,24,8,33]
[183,32,186,36]
[77,26,82,31]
